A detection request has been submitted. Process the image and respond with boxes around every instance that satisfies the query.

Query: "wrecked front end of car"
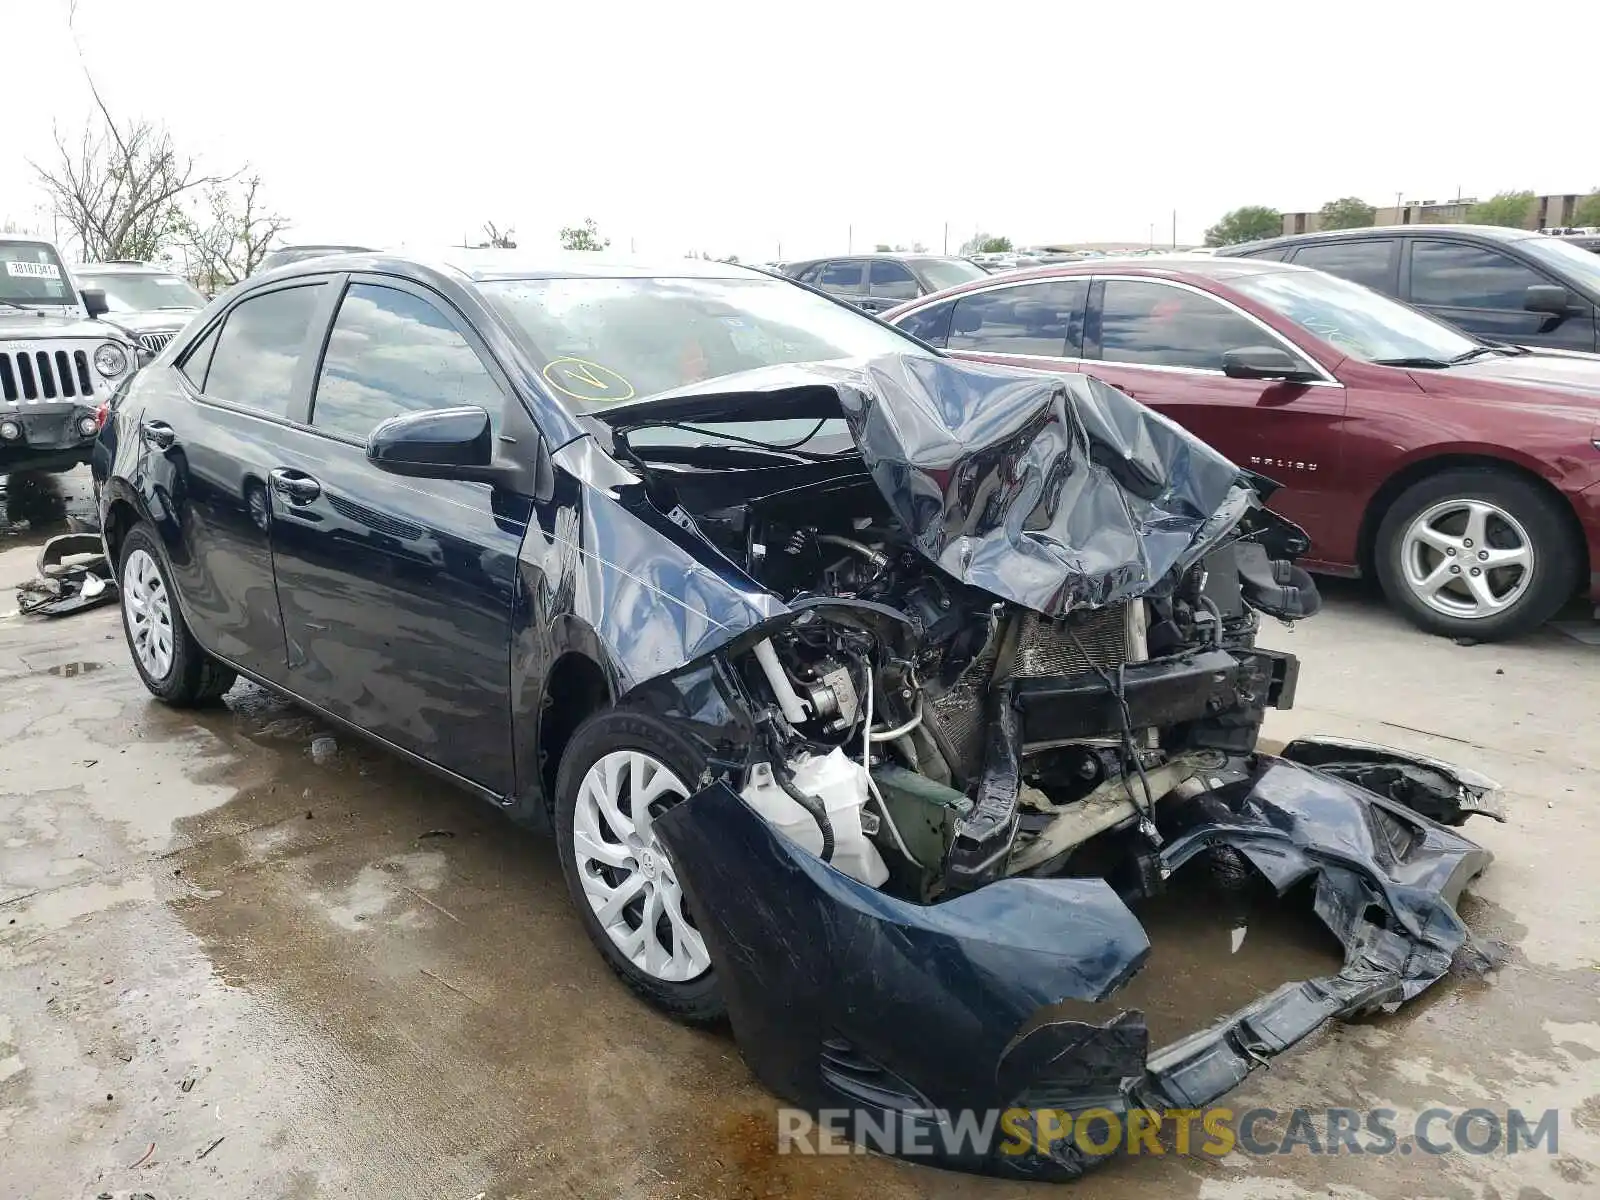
[574,354,1499,1179]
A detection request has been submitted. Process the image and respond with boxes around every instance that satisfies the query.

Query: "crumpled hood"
[595,353,1252,617]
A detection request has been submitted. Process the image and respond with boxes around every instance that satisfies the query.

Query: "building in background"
[1280,194,1588,236]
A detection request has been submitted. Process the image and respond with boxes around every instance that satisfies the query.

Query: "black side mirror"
[367,405,548,496]
[81,287,109,319]
[1523,284,1571,317]
[368,406,500,481]
[1222,345,1319,383]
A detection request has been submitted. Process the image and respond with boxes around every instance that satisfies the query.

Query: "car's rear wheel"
[119,525,237,705]
[1375,468,1578,640]
[553,708,724,1023]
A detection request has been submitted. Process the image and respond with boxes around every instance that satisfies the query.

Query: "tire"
[1374,468,1579,641]
[554,708,725,1024]
[118,524,237,705]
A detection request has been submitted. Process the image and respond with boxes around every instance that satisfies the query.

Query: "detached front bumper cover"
[654,754,1494,1180]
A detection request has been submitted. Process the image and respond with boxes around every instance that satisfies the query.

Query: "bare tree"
[32,3,232,261]
[477,221,517,249]
[178,176,290,290]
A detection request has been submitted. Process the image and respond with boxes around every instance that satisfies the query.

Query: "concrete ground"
[2,469,1596,1200]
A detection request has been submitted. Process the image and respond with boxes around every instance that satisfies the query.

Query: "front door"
[265,276,527,795]
[1083,277,1349,542]
[1406,238,1598,353]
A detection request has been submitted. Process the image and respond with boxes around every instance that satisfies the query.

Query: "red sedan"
[885,258,1600,640]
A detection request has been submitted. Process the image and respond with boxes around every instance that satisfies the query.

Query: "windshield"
[481,275,927,411]
[76,271,205,312]
[1231,268,1478,364]
[914,258,989,292]
[1520,235,1600,296]
[0,241,76,307]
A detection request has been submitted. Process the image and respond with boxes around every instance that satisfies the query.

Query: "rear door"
[862,259,921,314]
[1403,238,1598,351]
[1083,276,1348,539]
[1285,238,1401,299]
[942,278,1089,370]
[810,259,869,308]
[264,275,528,794]
[146,277,335,682]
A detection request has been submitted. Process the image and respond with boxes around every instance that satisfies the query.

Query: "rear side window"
[947,280,1088,358]
[895,300,954,347]
[202,285,324,416]
[1410,241,1545,310]
[1096,280,1263,371]
[815,261,866,293]
[868,259,919,300]
[1290,240,1398,293]
[312,283,502,442]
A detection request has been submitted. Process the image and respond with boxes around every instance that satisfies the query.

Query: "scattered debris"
[15,533,118,618]
[128,1142,156,1169]
[196,1135,225,1161]
[180,1077,196,1093]
[417,830,456,840]
[310,736,338,765]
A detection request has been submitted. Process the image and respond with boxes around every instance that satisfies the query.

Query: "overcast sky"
[5,0,1594,262]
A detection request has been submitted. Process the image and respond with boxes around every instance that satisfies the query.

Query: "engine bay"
[671,469,1315,903]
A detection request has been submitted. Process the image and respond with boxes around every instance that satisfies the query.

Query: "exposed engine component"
[740,748,888,886]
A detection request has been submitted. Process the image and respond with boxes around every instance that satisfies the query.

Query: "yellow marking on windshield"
[542,357,636,403]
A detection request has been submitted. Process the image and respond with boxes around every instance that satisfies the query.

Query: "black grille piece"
[0,348,93,402]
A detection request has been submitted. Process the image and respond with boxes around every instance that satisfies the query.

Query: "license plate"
[5,261,61,279]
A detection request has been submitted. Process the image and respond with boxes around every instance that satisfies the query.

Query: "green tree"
[978,235,1013,253]
[1571,191,1600,226]
[874,243,892,252]
[1467,191,1536,229]
[559,217,609,251]
[1203,206,1282,247]
[1318,196,1376,231]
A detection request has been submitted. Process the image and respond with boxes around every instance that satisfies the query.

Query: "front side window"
[203,285,324,416]
[1231,267,1476,364]
[947,279,1088,358]
[312,283,502,442]
[1290,240,1398,293]
[815,261,866,293]
[1410,242,1545,310]
[1096,280,1265,371]
[868,259,919,300]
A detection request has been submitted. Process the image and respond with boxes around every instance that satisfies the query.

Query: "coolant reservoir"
[740,748,889,887]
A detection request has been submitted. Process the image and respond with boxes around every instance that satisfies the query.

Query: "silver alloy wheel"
[573,750,710,983]
[1400,498,1534,620]
[122,548,175,680]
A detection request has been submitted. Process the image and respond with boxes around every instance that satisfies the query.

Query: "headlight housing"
[94,342,130,378]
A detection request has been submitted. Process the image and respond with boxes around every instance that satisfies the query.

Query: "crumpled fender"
[653,754,1493,1180]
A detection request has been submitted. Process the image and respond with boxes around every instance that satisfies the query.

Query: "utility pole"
[848,223,853,253]
[943,222,949,254]
[1148,222,1154,249]
[1170,210,1176,249]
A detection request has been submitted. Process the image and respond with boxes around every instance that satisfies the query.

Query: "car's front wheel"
[118,525,237,705]
[1375,468,1578,641]
[553,708,724,1024]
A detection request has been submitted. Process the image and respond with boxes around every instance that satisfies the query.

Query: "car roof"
[259,248,764,284]
[1221,223,1542,256]
[882,254,1316,308]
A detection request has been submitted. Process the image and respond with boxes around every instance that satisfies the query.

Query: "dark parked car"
[885,257,1600,640]
[95,250,1499,1180]
[780,253,987,312]
[72,261,207,358]
[255,244,375,274]
[1218,225,1600,354]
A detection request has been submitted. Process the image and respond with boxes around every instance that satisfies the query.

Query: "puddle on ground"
[1114,864,1347,1047]
[38,661,105,677]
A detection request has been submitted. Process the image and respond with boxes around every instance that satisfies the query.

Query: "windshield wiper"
[0,301,41,312]
[1451,343,1528,363]
[1371,356,1453,369]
